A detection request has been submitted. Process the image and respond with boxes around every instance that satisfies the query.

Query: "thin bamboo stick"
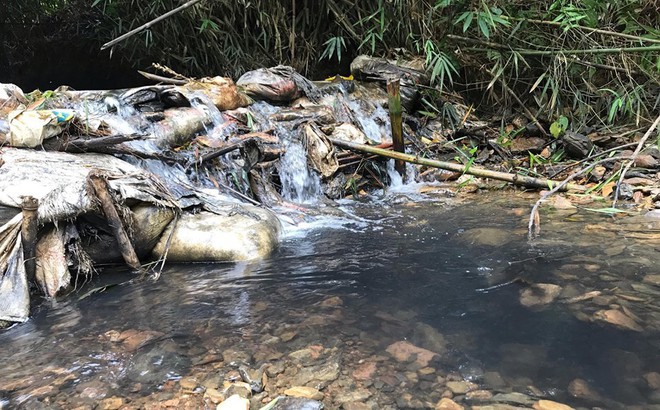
[329,138,588,192]
[101,0,206,50]
[447,34,660,55]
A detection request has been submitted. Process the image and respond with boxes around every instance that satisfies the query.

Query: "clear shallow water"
[0,193,659,409]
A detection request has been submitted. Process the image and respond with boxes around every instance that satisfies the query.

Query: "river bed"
[0,190,659,409]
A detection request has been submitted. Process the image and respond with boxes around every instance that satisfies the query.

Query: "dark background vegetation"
[1,0,659,125]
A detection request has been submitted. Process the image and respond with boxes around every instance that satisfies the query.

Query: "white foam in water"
[281,213,371,240]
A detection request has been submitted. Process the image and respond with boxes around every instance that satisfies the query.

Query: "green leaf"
[550,122,563,138]
[582,207,634,214]
[477,16,490,38]
[456,12,473,32]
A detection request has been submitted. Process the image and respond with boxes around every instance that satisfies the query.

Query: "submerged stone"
[266,396,324,410]
[386,341,438,367]
[593,309,643,332]
[519,284,562,308]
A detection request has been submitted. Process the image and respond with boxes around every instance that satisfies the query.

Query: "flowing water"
[1,192,659,409]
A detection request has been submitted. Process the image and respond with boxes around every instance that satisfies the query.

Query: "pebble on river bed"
[519,284,562,308]
[533,399,575,410]
[435,397,464,410]
[593,308,643,331]
[216,394,249,410]
[385,341,438,367]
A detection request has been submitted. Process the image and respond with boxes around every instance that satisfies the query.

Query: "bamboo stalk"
[20,196,39,282]
[387,79,406,177]
[448,34,660,55]
[329,138,588,192]
[101,0,206,50]
[502,16,660,45]
[89,174,142,272]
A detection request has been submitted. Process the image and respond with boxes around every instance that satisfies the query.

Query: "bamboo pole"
[387,79,406,177]
[329,138,588,192]
[20,196,39,282]
[89,174,142,271]
[447,34,660,56]
[101,0,206,50]
[501,16,660,45]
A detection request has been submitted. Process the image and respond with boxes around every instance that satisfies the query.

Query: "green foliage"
[550,115,569,138]
[424,40,458,89]
[3,0,658,129]
[455,1,510,39]
[320,36,347,63]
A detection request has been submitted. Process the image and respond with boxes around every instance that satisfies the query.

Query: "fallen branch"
[548,141,639,178]
[89,173,143,272]
[528,156,625,239]
[329,138,588,192]
[612,113,660,207]
[138,70,188,85]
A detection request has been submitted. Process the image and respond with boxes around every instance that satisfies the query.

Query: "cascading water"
[247,101,323,204]
[344,97,390,143]
[278,130,322,204]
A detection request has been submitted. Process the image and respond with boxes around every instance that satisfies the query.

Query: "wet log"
[89,173,142,272]
[329,138,588,192]
[20,196,39,281]
[387,79,406,177]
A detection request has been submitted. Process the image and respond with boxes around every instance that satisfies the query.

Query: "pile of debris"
[1,54,659,325]
[0,56,437,325]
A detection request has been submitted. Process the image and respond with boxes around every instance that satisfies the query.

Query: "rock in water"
[533,400,575,410]
[593,309,643,332]
[386,341,438,367]
[435,398,464,410]
[265,396,324,410]
[283,386,324,400]
[152,206,280,262]
[217,394,250,410]
[519,284,562,308]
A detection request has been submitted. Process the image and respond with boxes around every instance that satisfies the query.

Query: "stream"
[0,190,659,409]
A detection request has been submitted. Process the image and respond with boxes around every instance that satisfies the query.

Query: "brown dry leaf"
[540,147,551,158]
[632,191,644,203]
[601,182,616,198]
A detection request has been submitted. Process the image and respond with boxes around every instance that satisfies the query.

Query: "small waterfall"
[344,98,390,143]
[188,92,224,128]
[387,160,404,188]
[278,130,322,204]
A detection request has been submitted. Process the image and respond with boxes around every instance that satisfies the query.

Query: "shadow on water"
[0,193,658,408]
